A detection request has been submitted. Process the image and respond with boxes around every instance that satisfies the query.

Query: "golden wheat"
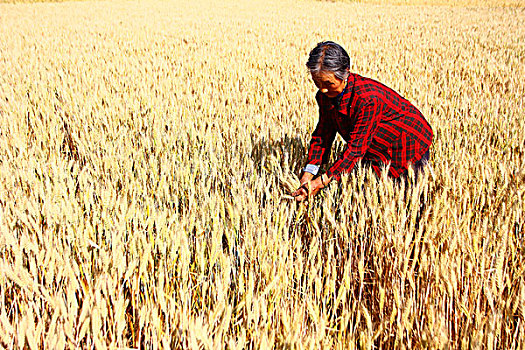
[0,0,524,348]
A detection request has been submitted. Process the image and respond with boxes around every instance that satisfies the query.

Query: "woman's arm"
[325,100,381,181]
[305,103,337,172]
[293,99,336,201]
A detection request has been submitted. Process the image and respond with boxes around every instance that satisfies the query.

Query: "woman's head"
[306,41,351,97]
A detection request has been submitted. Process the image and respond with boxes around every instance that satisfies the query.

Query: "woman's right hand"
[291,185,308,202]
[291,172,315,202]
[299,172,314,186]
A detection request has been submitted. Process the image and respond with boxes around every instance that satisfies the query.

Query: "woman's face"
[311,71,346,98]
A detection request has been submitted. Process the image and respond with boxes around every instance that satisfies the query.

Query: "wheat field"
[0,0,524,348]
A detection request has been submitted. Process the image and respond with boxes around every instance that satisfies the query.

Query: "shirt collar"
[337,73,355,116]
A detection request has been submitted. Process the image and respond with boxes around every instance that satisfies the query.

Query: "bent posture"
[293,41,433,202]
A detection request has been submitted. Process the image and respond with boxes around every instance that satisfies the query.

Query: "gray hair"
[306,41,351,80]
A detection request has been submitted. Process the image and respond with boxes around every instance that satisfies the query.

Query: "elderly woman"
[293,41,433,202]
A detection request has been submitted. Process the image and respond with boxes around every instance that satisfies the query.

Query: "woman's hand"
[291,172,314,201]
[291,185,309,202]
[292,174,331,202]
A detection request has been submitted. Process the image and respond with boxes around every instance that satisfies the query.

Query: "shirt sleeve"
[303,164,320,175]
[305,102,337,169]
[326,100,381,181]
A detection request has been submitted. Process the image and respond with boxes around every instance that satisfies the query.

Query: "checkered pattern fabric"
[306,73,433,180]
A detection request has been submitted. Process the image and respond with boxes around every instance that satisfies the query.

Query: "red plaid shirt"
[306,73,433,181]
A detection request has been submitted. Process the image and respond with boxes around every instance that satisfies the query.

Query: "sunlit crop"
[0,0,524,348]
